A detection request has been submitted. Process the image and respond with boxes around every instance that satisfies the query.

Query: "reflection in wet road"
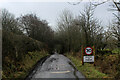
[26,53,86,80]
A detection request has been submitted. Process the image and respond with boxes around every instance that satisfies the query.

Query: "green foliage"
[97,49,112,55]
[2,51,49,78]
[2,30,46,60]
[112,48,120,54]
[66,51,120,79]
[115,54,120,80]
[2,30,49,78]
[18,13,54,53]
[18,14,54,43]
[2,6,120,79]
[2,9,54,79]
[66,54,108,78]
[95,54,118,77]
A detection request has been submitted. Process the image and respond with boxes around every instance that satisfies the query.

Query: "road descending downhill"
[26,53,86,80]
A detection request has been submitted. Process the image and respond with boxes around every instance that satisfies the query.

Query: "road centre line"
[50,70,70,73]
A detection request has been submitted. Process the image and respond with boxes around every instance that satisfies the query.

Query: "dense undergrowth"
[66,50,119,79]
[2,31,49,79]
[2,51,49,79]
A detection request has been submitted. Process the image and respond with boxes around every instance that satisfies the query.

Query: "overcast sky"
[0,2,115,30]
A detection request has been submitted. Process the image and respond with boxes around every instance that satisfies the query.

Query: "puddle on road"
[49,58,59,62]
[45,58,59,71]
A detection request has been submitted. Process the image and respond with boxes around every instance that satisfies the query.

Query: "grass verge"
[66,54,109,79]
[3,50,49,79]
[112,48,120,54]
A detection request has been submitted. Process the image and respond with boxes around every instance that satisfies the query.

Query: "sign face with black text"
[83,56,94,62]
[85,47,93,55]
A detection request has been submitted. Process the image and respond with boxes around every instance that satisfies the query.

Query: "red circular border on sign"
[85,47,93,55]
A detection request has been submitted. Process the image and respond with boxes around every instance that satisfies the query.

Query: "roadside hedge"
[2,30,48,78]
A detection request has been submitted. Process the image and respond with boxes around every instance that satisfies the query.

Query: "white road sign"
[85,47,93,55]
[83,56,94,62]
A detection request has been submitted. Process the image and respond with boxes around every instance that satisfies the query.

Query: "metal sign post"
[93,46,95,66]
[81,45,84,65]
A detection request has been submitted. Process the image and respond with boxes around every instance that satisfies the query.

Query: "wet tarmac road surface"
[26,53,86,80]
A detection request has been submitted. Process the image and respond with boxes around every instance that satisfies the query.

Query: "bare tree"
[76,4,104,48]
[2,9,22,34]
[57,9,74,52]
[56,4,104,52]
[18,14,54,42]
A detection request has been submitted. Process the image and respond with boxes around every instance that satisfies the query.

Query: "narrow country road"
[26,53,86,80]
